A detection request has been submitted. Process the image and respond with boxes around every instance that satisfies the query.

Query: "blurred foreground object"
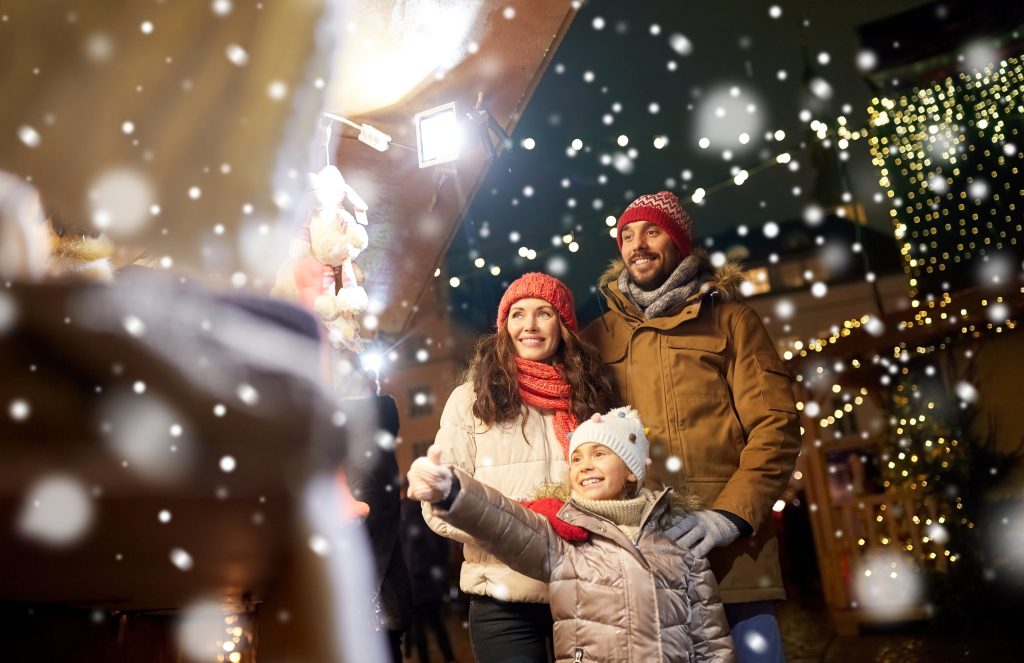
[0,270,387,662]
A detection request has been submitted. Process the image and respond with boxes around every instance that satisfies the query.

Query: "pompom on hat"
[616,191,693,258]
[496,272,577,332]
[568,406,650,482]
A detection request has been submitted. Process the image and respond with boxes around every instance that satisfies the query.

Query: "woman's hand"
[407,445,454,503]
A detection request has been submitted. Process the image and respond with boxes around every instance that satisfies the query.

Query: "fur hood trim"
[529,481,704,523]
[50,234,114,262]
[598,249,745,302]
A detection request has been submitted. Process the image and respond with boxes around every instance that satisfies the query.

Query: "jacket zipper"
[574,649,584,663]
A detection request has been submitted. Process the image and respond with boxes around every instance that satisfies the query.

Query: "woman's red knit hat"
[496,272,577,331]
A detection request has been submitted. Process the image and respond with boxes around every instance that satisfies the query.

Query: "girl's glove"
[407,445,453,503]
[668,510,741,557]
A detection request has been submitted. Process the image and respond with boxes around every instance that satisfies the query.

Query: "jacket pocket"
[753,351,797,413]
[665,335,728,398]
[665,334,727,354]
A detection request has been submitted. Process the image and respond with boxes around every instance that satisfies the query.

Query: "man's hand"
[666,510,741,557]
[407,445,454,503]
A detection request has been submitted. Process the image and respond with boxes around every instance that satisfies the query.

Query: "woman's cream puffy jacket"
[423,382,569,603]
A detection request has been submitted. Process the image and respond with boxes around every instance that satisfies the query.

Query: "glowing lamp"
[414,102,460,168]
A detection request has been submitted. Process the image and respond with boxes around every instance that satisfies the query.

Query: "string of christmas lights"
[866,54,1024,308]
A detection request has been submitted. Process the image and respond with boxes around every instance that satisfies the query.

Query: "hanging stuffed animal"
[271,164,370,354]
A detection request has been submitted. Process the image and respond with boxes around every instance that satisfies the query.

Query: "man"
[582,191,800,663]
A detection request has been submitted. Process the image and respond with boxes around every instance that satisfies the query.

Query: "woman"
[423,272,619,662]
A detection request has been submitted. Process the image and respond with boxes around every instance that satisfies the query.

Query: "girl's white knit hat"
[568,406,650,482]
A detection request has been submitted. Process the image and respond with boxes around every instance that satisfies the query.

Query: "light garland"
[866,54,1024,309]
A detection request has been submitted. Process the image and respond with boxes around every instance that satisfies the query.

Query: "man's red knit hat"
[496,272,577,332]
[616,191,693,257]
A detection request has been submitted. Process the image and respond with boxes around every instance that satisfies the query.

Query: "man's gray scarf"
[617,254,711,319]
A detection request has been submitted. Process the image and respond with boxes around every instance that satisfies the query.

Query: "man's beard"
[627,256,672,291]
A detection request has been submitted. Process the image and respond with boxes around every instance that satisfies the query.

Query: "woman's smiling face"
[506,298,561,363]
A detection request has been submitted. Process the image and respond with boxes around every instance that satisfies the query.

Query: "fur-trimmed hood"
[597,249,745,303]
[48,234,116,281]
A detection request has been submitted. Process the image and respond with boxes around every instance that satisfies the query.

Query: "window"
[743,266,772,296]
[411,441,432,460]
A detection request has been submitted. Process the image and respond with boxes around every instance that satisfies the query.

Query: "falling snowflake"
[962,41,999,73]
[809,77,832,100]
[88,167,156,237]
[988,303,1009,323]
[225,44,249,66]
[9,398,30,421]
[864,316,885,337]
[17,125,41,148]
[967,179,990,200]
[308,534,330,556]
[177,600,225,661]
[742,630,769,654]
[84,32,115,62]
[102,393,194,481]
[853,551,922,617]
[955,380,978,404]
[237,383,259,405]
[122,315,146,337]
[267,80,288,100]
[803,204,824,225]
[694,86,763,152]
[17,474,94,546]
[927,173,948,193]
[211,0,233,17]
[170,547,194,570]
[669,33,692,56]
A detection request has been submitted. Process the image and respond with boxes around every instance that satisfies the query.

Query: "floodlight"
[414,102,460,168]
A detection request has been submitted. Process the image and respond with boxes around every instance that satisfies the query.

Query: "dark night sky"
[445,0,932,329]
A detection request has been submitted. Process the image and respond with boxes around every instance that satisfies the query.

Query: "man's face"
[619,221,682,290]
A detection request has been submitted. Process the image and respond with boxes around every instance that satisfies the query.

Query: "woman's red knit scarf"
[514,356,577,459]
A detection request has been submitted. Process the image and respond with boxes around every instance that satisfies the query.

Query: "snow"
[17,474,94,546]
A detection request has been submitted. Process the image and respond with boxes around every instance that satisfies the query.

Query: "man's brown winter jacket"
[582,258,800,603]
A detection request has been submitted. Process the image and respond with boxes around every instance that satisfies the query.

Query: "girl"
[410,407,735,663]
[423,272,619,662]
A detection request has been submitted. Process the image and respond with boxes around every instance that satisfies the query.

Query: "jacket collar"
[602,278,706,330]
[596,252,744,328]
[557,486,674,541]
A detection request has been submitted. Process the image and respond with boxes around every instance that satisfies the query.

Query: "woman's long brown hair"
[468,319,620,426]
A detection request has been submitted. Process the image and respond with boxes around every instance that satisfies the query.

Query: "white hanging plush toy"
[306,165,371,353]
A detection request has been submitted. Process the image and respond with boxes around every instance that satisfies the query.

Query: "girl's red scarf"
[514,356,578,459]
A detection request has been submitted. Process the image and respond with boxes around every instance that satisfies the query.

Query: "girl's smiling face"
[570,443,636,500]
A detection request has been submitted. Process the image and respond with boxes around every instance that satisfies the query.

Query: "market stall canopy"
[326,0,579,336]
[0,0,578,337]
